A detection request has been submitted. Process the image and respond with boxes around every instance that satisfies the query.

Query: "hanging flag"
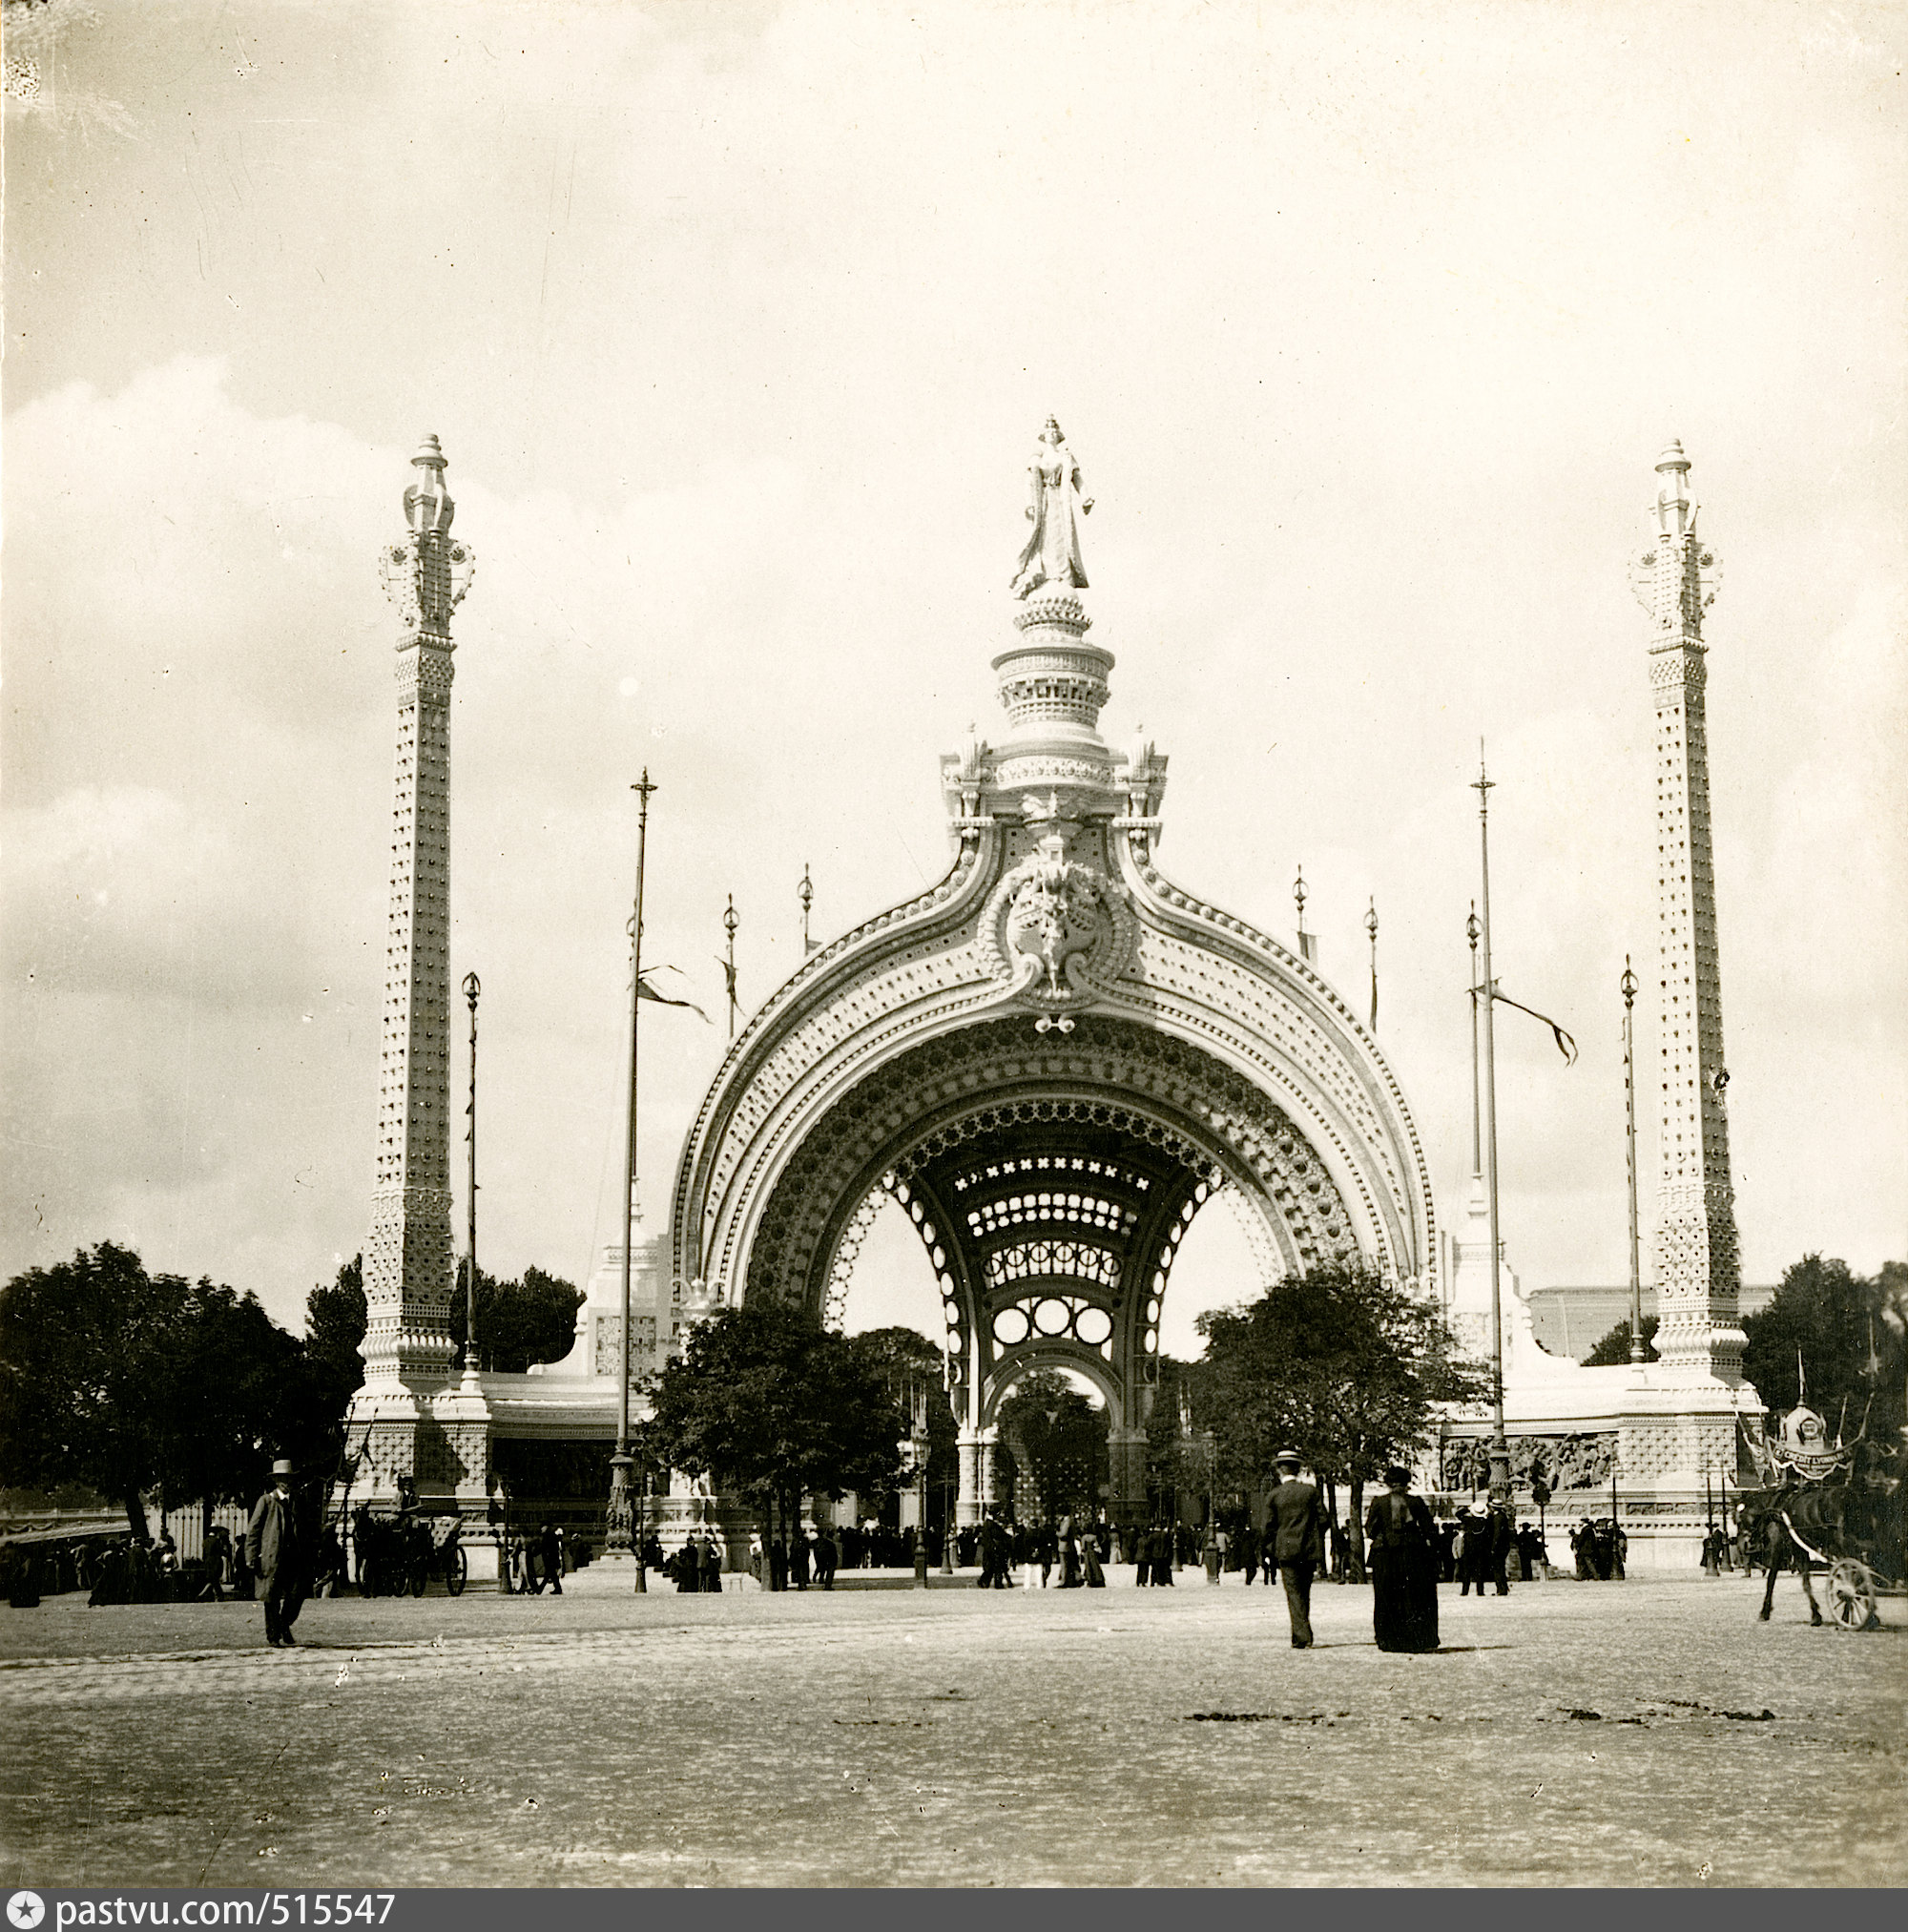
[716,955,737,1003]
[636,971,711,1024]
[1490,989,1578,1065]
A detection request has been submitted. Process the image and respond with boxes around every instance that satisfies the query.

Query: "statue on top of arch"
[1011,417,1093,598]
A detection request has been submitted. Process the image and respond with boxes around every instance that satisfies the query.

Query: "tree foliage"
[1142,1355,1210,1510]
[0,1243,316,1535]
[1743,1254,1905,1438]
[845,1325,959,1500]
[642,1301,904,1526]
[450,1260,584,1374]
[1194,1261,1489,1519]
[1584,1313,1659,1365]
[995,1368,1108,1519]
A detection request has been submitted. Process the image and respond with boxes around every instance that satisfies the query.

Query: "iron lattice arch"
[748,1013,1358,1428]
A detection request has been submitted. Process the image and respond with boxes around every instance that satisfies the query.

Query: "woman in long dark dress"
[1365,1465,1441,1652]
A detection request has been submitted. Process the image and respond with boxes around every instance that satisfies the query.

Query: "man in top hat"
[246,1458,306,1648]
[1263,1449,1327,1649]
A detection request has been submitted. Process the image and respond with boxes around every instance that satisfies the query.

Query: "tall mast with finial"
[361,436,476,1397]
[606,770,657,1579]
[1472,744,1510,1503]
[1294,865,1314,965]
[798,863,816,954]
[721,894,740,1038]
[1633,442,1743,1384]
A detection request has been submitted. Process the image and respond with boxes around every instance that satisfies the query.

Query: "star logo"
[9,1894,47,1930]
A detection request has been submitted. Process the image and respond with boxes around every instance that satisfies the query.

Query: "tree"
[292,1256,368,1486]
[0,1243,304,1537]
[995,1369,1108,1521]
[643,1301,903,1543]
[1743,1254,1905,1440]
[846,1325,958,1512]
[1584,1313,1658,1365]
[1142,1355,1209,1519]
[1196,1261,1488,1572]
[450,1260,584,1374]
[305,1255,365,1392]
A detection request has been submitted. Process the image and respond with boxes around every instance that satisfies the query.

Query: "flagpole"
[1466,904,1483,1179]
[461,971,481,1381]
[1365,898,1379,1033]
[798,863,815,954]
[1622,957,1645,1364]
[1473,745,1511,1506]
[723,893,739,1038]
[607,769,656,1586]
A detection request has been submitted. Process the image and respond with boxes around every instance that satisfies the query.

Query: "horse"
[1741,1480,1840,1624]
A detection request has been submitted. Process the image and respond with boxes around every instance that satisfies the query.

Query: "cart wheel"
[446,1546,467,1596]
[1827,1558,1878,1631]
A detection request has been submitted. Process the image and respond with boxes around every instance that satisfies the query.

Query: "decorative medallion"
[977,829,1136,1010]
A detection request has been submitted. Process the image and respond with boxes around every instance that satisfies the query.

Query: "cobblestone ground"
[2,1570,1900,1889]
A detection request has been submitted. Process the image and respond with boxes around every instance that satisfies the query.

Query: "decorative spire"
[381,433,475,636]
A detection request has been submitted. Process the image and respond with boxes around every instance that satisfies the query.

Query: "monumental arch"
[669,423,1438,1527]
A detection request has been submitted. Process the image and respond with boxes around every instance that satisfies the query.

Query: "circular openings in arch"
[991,1294,1114,1357]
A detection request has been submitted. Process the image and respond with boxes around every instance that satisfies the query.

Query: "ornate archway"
[668,427,1437,1524]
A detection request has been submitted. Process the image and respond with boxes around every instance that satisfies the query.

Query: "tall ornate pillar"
[978,1429,1001,1509]
[1635,443,1744,1385]
[1108,1426,1150,1527]
[347,437,479,1503]
[956,1426,985,1527]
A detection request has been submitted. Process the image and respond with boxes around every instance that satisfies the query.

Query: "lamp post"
[461,971,481,1378]
[606,770,657,1589]
[1473,749,1512,1506]
[1621,956,1646,1364]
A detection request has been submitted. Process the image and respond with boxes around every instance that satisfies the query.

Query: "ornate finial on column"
[381,433,476,636]
[1294,865,1317,965]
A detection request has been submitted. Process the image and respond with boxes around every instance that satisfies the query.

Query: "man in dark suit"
[246,1458,305,1648]
[1263,1449,1327,1648]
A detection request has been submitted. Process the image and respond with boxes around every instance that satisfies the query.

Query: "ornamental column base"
[1108,1426,1149,1527]
[957,1426,985,1527]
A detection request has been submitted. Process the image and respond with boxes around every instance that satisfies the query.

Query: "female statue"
[1011,417,1092,597]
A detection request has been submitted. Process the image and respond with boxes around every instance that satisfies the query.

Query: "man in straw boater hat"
[246,1457,307,1648]
[1262,1449,1328,1649]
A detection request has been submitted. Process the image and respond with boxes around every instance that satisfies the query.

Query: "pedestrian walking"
[976,1510,1008,1588]
[200,1524,232,1602]
[791,1527,813,1589]
[245,1458,306,1648]
[701,1531,723,1591]
[1263,1450,1326,1648]
[814,1528,838,1589]
[1365,1465,1441,1653]
[1082,1527,1105,1588]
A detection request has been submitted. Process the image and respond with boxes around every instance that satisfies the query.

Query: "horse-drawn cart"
[1743,1404,1905,1631]
[348,1502,467,1598]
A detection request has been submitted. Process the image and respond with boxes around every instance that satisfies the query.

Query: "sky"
[4,0,1904,1359]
